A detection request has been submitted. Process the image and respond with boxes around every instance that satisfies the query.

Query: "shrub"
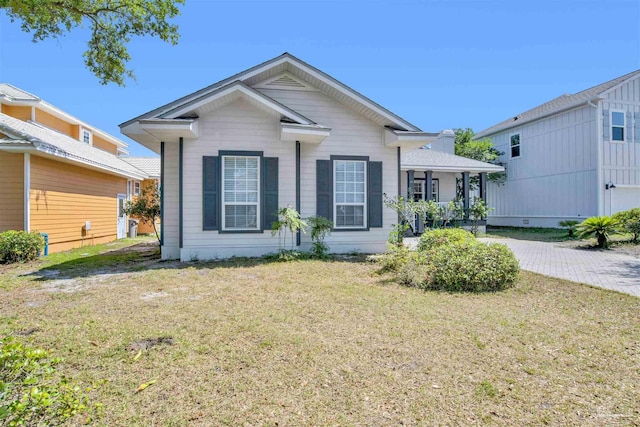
[426,240,519,292]
[373,245,414,273]
[612,208,640,242]
[576,216,621,248]
[559,220,579,237]
[0,336,101,425]
[417,228,475,252]
[0,230,44,264]
[307,215,333,258]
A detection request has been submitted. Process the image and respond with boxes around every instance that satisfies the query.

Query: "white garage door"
[612,188,640,214]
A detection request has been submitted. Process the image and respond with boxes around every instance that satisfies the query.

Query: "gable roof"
[401,147,504,173]
[474,69,640,139]
[0,83,40,102]
[0,113,146,179]
[122,157,160,178]
[120,52,422,132]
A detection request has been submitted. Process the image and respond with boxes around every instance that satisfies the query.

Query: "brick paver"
[405,237,640,297]
[481,238,640,297]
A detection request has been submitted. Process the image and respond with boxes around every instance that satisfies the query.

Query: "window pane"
[612,127,624,141]
[510,134,520,147]
[511,145,520,157]
[222,156,260,230]
[612,112,625,127]
[225,205,257,229]
[336,205,364,227]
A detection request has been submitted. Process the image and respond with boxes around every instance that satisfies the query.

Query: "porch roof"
[401,147,505,173]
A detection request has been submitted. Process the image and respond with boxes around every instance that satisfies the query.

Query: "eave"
[280,123,331,144]
[385,128,438,148]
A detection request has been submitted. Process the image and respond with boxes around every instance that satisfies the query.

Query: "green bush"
[426,240,519,292]
[0,337,100,425]
[576,216,621,248]
[417,228,475,252]
[612,208,640,242]
[372,245,414,273]
[0,230,44,264]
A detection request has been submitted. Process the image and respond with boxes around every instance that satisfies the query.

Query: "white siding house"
[475,70,640,228]
[120,53,437,260]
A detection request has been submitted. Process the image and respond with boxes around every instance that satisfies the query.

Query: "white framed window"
[222,156,260,231]
[611,111,625,142]
[510,133,521,158]
[334,160,367,229]
[413,179,439,202]
[82,128,92,144]
[133,181,141,196]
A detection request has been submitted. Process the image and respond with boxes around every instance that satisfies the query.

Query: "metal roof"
[0,113,146,179]
[0,83,40,102]
[475,69,640,139]
[401,147,505,172]
[122,157,161,178]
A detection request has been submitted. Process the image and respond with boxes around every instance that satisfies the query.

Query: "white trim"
[596,100,603,216]
[401,165,504,173]
[165,82,313,125]
[611,184,640,188]
[509,132,521,158]
[489,215,587,219]
[333,159,367,229]
[221,155,261,231]
[81,127,93,145]
[609,109,626,142]
[598,72,640,98]
[24,153,30,231]
[30,106,35,121]
[133,181,141,196]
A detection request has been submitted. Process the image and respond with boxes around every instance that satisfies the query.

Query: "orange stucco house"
[0,84,148,253]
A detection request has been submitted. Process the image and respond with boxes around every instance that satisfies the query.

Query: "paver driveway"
[480,238,640,297]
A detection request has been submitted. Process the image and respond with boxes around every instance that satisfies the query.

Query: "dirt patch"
[126,337,174,352]
[140,291,169,300]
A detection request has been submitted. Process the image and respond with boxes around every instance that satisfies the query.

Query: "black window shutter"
[316,159,333,221]
[262,157,279,231]
[368,161,383,228]
[203,156,219,230]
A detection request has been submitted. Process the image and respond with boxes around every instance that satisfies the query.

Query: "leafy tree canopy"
[454,127,506,185]
[1,0,185,85]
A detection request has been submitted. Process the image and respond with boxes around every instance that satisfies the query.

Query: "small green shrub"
[417,228,475,252]
[0,230,44,264]
[576,216,621,248]
[612,208,640,242]
[395,251,433,289]
[307,215,333,258]
[373,245,414,273]
[559,220,579,237]
[427,240,519,292]
[0,336,101,425]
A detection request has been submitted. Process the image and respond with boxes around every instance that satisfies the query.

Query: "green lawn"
[1,239,638,426]
[485,226,574,242]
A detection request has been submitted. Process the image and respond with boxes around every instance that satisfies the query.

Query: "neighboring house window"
[412,180,423,202]
[222,156,260,230]
[611,111,625,141]
[334,160,367,229]
[133,181,140,196]
[82,129,92,144]
[431,179,439,202]
[510,133,521,158]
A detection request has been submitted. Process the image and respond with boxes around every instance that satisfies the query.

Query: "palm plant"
[575,216,620,248]
[558,220,579,237]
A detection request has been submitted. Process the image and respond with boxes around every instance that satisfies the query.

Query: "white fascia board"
[385,128,438,147]
[139,119,199,141]
[401,164,505,173]
[280,123,331,144]
[36,101,129,148]
[163,83,313,125]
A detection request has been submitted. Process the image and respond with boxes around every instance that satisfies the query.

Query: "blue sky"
[1,0,639,156]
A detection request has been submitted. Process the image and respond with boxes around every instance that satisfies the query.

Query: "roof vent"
[267,75,306,88]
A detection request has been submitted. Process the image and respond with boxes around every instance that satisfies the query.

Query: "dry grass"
[1,241,639,426]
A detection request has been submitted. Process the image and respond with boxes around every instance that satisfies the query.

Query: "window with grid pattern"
[334,160,366,228]
[222,156,260,230]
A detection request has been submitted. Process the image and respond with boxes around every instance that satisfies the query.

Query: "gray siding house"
[476,70,640,228]
[120,53,438,260]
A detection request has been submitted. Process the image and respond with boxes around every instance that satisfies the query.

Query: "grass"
[1,239,639,425]
[485,226,574,242]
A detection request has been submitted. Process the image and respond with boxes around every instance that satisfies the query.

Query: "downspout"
[179,137,183,250]
[590,99,603,216]
[24,153,30,231]
[296,141,301,247]
[160,141,165,247]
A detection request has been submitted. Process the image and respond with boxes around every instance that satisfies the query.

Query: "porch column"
[425,170,433,201]
[479,172,487,202]
[407,170,415,200]
[462,171,470,220]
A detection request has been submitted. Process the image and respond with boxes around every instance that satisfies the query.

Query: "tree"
[123,182,161,242]
[576,216,621,249]
[1,0,184,85]
[453,128,506,198]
